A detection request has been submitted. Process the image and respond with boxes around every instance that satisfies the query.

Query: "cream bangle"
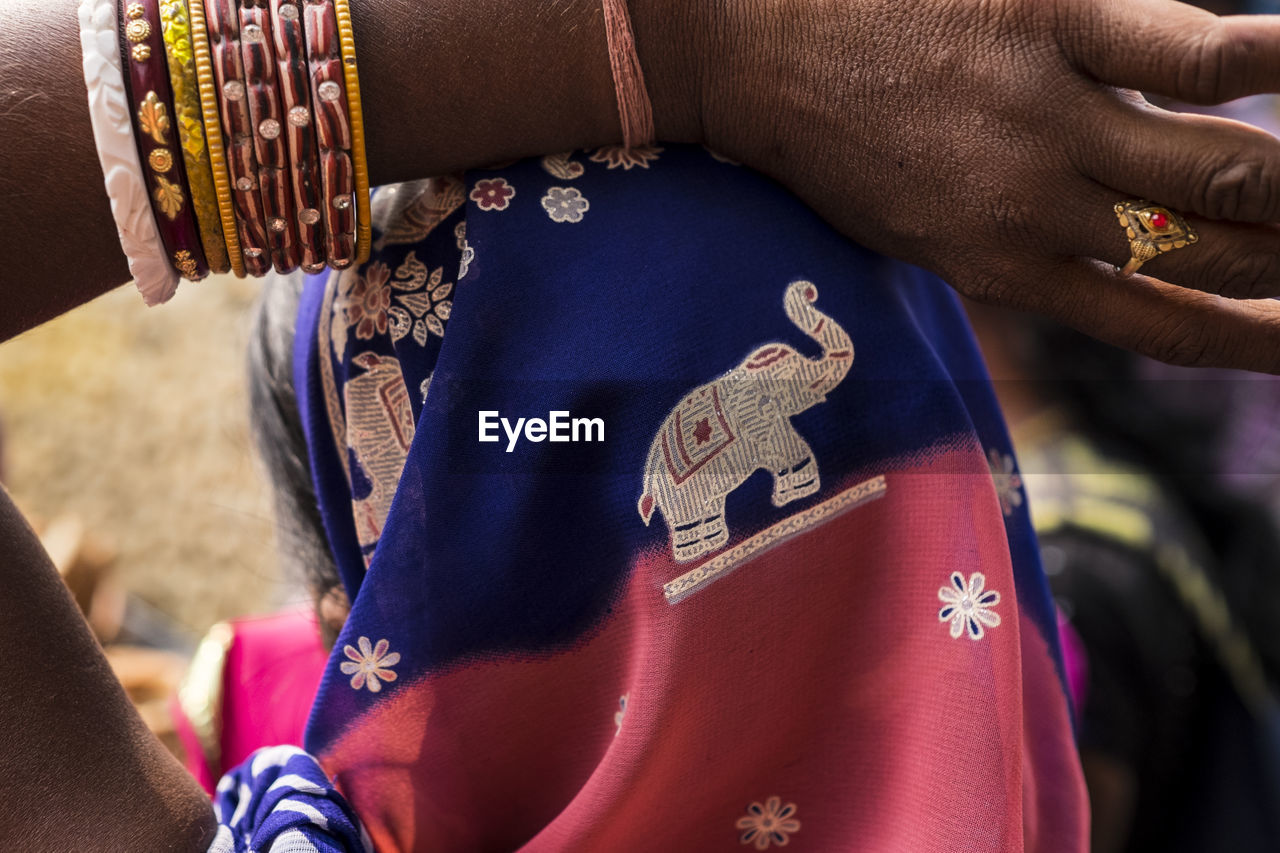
[78,0,180,305]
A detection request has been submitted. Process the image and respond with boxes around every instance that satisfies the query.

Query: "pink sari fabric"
[319,458,1087,850]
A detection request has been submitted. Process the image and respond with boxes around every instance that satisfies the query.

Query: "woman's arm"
[6,0,1280,372]
[0,0,701,339]
[0,486,218,851]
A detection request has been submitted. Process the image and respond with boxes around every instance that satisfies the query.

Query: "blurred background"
[0,276,291,632]
[0,275,300,755]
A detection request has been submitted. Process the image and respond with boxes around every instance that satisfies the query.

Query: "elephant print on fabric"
[638,281,854,563]
[345,351,415,566]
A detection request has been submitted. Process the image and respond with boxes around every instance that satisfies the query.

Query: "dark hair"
[247,274,343,647]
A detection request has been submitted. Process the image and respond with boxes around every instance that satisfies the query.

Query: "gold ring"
[1114,200,1198,277]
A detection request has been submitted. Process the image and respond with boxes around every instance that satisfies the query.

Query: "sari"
[212,144,1087,851]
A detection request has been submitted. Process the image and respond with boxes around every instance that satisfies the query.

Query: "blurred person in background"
[969,301,1280,853]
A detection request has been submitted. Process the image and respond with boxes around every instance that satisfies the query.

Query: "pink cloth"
[175,608,329,794]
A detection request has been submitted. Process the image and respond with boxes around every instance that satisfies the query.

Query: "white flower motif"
[387,251,453,345]
[736,796,800,849]
[541,186,589,223]
[938,572,1001,640]
[340,636,401,692]
[614,693,628,735]
[588,144,662,170]
[987,448,1024,516]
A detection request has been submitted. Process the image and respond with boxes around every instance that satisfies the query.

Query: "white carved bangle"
[78,0,180,305]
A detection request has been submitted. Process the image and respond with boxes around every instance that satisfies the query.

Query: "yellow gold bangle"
[187,0,245,277]
[160,0,230,274]
[334,0,371,264]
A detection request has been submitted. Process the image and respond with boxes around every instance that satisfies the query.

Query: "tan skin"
[3,0,1280,847]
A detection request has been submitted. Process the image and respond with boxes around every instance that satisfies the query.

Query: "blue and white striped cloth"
[206,746,371,853]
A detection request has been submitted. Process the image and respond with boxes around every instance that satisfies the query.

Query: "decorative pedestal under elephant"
[638,281,854,563]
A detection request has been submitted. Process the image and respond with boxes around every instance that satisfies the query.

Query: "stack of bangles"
[78,0,372,304]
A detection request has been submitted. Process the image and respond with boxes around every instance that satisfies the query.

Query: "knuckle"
[1195,159,1273,221]
[1179,25,1241,103]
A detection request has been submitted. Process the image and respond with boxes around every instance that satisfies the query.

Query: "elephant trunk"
[783,281,854,394]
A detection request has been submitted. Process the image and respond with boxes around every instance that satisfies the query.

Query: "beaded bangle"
[303,0,355,268]
[159,0,230,274]
[333,0,370,264]
[270,0,325,273]
[206,0,272,276]
[187,0,245,276]
[79,0,180,304]
[238,1,302,273]
[120,0,211,281]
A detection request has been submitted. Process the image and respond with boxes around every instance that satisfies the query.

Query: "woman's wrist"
[0,0,715,340]
[355,0,710,185]
[627,0,708,146]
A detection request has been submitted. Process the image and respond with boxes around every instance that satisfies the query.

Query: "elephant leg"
[669,495,729,563]
[771,431,820,507]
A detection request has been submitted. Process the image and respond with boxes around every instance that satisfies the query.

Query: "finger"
[1071,97,1280,223]
[963,257,1280,373]
[1059,0,1280,104]
[1045,180,1280,299]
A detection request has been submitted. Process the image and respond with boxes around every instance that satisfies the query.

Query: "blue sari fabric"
[222,144,1086,851]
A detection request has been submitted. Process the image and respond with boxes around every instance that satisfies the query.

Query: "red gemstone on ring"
[1150,211,1169,229]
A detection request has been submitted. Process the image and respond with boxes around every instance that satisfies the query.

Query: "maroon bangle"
[304,0,355,268]
[119,0,210,281]
[270,0,325,273]
[238,0,302,274]
[206,0,271,276]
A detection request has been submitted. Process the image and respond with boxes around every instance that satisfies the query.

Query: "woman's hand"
[6,0,1280,374]
[702,0,1280,372]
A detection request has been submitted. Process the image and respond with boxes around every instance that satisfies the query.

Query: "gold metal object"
[138,91,170,144]
[153,174,185,219]
[172,250,199,278]
[1114,199,1198,277]
[125,17,150,42]
[149,147,173,172]
[334,0,371,263]
[161,0,230,273]
[131,43,151,62]
[187,0,244,276]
